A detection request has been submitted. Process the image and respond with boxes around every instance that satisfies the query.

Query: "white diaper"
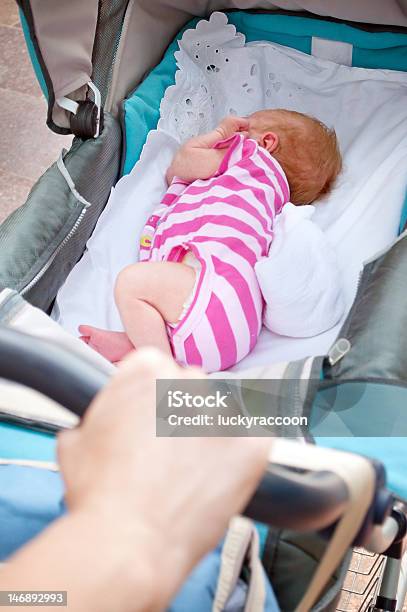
[169,251,201,327]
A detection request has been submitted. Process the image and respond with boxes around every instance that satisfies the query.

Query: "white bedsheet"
[54,13,407,372]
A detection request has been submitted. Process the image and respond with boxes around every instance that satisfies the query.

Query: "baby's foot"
[79,325,134,363]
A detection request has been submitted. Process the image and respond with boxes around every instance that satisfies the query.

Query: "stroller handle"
[244,465,348,532]
[0,326,107,416]
[0,326,357,533]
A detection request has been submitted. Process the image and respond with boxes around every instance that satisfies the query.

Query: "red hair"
[250,109,342,205]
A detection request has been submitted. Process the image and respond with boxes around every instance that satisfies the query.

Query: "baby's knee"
[114,265,142,305]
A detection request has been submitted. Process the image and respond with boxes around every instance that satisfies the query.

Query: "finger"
[234,117,249,125]
[78,324,95,335]
[181,365,206,380]
[57,428,82,475]
[119,348,205,380]
[87,349,206,428]
[114,349,186,391]
[119,348,179,376]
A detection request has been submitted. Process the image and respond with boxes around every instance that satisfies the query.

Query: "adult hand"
[58,349,271,610]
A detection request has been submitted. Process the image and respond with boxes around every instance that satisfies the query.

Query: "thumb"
[57,427,82,474]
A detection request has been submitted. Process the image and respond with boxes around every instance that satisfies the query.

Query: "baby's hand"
[216,115,249,140]
[167,116,249,183]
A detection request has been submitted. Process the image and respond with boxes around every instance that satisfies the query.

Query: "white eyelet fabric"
[160,12,284,141]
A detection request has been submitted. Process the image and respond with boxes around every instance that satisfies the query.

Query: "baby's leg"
[114,261,196,355]
[80,262,196,362]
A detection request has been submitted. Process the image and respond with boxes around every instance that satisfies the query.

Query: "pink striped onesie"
[140,133,290,373]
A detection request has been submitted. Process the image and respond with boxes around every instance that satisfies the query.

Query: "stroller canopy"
[18,0,407,133]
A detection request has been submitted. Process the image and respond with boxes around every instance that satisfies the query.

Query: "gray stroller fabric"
[263,529,351,611]
[325,233,407,385]
[0,113,121,311]
[20,0,407,131]
[91,0,129,106]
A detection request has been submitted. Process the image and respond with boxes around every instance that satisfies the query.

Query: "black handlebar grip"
[244,465,348,531]
[0,326,108,417]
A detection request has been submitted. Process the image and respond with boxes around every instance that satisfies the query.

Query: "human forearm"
[20,350,270,612]
[0,509,172,612]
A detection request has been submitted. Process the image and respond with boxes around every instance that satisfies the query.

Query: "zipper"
[21,206,88,296]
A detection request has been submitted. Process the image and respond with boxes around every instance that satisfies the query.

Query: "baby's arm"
[166,116,249,184]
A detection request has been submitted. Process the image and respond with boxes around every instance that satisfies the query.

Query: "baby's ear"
[262,131,279,153]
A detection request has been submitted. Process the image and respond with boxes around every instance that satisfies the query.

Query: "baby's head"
[248,109,342,205]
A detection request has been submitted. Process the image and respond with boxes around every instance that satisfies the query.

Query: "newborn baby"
[80,109,342,372]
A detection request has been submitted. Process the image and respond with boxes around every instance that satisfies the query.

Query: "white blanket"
[54,13,407,372]
[256,204,345,338]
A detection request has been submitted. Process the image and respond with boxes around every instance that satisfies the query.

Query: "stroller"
[1,1,407,610]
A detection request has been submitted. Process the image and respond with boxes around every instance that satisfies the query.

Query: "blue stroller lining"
[318,437,407,503]
[0,465,64,560]
[0,423,56,462]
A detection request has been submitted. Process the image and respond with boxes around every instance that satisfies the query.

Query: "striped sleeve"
[211,133,245,177]
[140,177,187,258]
